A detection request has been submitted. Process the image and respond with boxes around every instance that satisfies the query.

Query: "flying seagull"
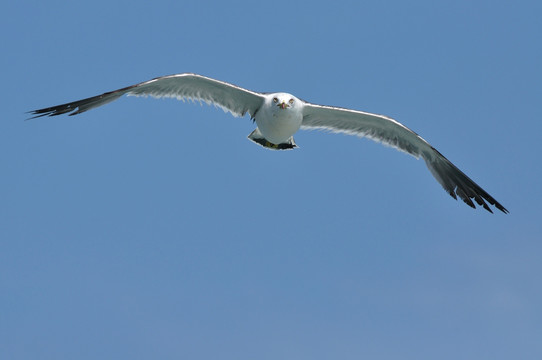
[29,73,508,213]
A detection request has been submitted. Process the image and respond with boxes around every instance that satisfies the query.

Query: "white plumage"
[29,73,508,213]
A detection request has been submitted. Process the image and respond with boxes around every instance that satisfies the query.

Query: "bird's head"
[271,93,298,110]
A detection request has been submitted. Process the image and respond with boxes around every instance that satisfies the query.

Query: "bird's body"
[254,93,303,146]
[29,73,508,213]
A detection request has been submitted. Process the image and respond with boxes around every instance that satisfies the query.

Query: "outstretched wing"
[28,73,265,119]
[301,102,508,213]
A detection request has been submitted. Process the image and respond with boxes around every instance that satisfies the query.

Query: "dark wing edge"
[423,148,508,214]
[27,85,134,119]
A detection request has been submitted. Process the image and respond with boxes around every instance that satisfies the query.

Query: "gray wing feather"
[301,102,508,213]
[301,103,428,157]
[28,73,265,119]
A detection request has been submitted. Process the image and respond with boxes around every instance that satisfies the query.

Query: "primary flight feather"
[29,73,508,213]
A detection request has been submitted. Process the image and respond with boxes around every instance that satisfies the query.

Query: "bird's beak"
[278,101,289,109]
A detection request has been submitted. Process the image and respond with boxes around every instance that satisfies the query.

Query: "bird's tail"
[247,128,297,150]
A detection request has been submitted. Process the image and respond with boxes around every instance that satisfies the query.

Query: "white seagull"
[29,73,508,213]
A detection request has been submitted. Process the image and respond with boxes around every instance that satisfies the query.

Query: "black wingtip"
[25,110,40,121]
[26,111,53,120]
[428,155,509,214]
[26,85,129,121]
[26,103,79,120]
[496,203,509,214]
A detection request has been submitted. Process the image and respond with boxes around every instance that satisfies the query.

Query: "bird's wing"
[301,102,508,213]
[28,73,265,119]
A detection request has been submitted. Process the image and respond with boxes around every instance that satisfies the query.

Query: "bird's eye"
[289,98,294,104]
[273,97,278,103]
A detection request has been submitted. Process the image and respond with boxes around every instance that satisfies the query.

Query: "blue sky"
[2,1,541,359]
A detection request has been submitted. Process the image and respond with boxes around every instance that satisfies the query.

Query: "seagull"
[29,73,508,213]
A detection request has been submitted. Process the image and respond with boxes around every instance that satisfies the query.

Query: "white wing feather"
[29,74,507,213]
[302,103,430,157]
[301,102,508,213]
[29,73,265,119]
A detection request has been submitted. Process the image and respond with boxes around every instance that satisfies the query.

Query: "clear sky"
[2,1,541,359]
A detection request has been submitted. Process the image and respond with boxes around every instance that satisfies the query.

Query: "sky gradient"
[2,1,542,359]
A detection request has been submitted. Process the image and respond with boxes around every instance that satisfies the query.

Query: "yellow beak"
[278,101,289,109]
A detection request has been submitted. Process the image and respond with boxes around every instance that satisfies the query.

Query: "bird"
[29,73,508,213]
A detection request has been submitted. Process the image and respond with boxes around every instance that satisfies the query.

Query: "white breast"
[254,94,304,144]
